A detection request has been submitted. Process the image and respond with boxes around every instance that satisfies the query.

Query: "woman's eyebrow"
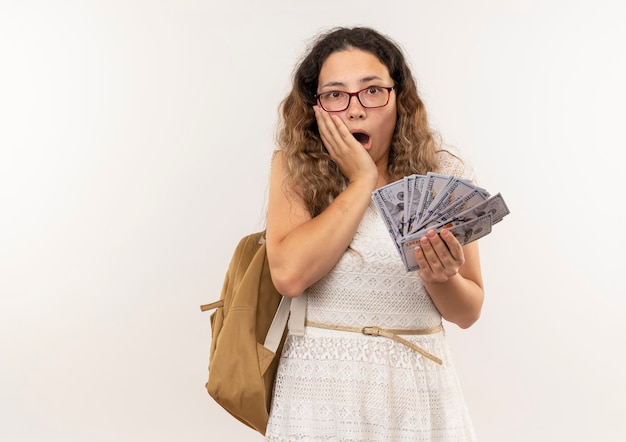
[359,75,385,84]
[319,75,386,90]
[318,81,347,90]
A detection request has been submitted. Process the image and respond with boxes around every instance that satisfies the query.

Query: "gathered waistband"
[304,320,443,365]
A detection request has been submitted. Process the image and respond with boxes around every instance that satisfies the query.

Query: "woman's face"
[317,48,397,171]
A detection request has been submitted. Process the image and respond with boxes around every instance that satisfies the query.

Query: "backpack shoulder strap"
[263,297,291,353]
[263,293,307,352]
[287,295,306,337]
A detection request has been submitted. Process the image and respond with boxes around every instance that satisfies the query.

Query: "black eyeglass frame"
[314,85,395,112]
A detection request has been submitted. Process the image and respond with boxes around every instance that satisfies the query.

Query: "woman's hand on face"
[314,106,378,186]
[413,228,465,283]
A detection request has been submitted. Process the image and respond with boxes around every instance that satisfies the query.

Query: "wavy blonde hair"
[276,27,443,217]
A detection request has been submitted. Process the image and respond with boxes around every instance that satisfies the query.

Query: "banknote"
[414,173,454,227]
[371,181,408,267]
[452,192,510,225]
[372,174,510,272]
[414,177,486,232]
[401,213,493,272]
[372,179,405,239]
[419,189,489,230]
[403,175,415,235]
[404,175,427,235]
[448,212,493,245]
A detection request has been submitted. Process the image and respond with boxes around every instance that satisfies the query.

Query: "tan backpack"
[200,232,304,435]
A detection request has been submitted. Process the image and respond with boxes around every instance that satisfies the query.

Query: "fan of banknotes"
[372,173,510,272]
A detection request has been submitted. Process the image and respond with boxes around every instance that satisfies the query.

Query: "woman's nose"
[346,96,366,119]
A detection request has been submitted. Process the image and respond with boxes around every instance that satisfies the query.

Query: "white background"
[1,0,625,441]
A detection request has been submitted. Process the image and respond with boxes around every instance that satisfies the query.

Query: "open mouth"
[352,132,371,146]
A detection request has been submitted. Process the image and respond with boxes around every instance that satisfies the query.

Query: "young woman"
[265,26,483,441]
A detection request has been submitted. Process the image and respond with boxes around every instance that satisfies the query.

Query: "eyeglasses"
[315,85,395,112]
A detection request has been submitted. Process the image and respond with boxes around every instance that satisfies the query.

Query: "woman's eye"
[366,87,382,95]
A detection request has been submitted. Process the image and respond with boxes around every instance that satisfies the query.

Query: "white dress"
[266,153,477,442]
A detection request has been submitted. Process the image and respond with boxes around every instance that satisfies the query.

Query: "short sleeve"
[435,150,476,183]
